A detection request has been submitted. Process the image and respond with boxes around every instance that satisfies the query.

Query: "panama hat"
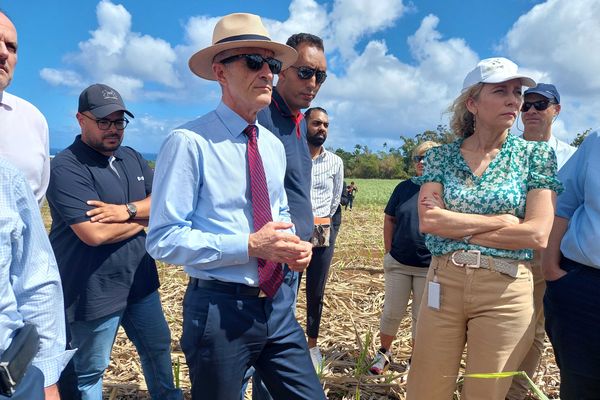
[189,13,298,80]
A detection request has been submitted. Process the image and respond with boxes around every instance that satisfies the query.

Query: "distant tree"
[571,128,592,147]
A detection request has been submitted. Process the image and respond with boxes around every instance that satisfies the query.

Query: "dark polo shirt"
[258,88,313,241]
[384,179,431,268]
[47,135,159,322]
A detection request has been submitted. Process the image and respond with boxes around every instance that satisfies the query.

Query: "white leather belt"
[450,250,519,278]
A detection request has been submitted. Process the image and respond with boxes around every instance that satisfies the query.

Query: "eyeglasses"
[81,113,129,130]
[219,54,282,74]
[521,100,556,112]
[413,155,425,163]
[290,66,327,84]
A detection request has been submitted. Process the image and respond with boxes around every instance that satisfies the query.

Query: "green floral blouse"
[414,134,563,260]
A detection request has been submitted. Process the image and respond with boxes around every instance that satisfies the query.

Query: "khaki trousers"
[506,253,545,400]
[380,253,428,339]
[406,254,535,400]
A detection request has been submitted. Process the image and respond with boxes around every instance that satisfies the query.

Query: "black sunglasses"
[290,66,327,84]
[219,54,282,74]
[521,100,556,112]
[413,155,425,163]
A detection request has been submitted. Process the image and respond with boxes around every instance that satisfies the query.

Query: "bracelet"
[462,235,473,244]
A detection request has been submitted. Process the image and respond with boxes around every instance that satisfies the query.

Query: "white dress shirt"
[0,91,50,204]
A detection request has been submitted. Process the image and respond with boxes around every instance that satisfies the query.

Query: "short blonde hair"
[448,83,484,138]
[412,140,440,159]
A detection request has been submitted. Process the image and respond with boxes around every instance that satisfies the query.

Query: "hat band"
[215,34,271,44]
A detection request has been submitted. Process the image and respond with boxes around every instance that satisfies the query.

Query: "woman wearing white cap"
[406,57,562,399]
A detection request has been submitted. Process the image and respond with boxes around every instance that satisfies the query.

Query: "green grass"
[346,178,403,208]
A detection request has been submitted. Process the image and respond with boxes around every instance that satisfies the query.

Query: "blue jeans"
[182,278,325,400]
[0,365,44,400]
[69,291,182,400]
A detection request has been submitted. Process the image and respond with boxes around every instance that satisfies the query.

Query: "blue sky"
[3,0,600,154]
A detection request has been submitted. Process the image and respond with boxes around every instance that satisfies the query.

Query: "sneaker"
[369,348,392,375]
[309,346,324,372]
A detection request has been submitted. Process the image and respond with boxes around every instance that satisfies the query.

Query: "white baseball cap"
[462,57,536,92]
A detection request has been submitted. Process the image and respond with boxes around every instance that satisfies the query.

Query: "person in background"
[406,57,561,399]
[245,31,328,400]
[47,84,181,400]
[542,130,600,399]
[146,13,325,399]
[370,141,439,375]
[0,10,49,205]
[507,83,576,400]
[301,106,343,370]
[345,181,358,210]
[0,158,73,400]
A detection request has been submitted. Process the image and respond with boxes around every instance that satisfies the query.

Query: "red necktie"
[244,125,283,297]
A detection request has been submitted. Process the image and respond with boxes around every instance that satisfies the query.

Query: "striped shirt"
[310,149,344,218]
[0,158,74,386]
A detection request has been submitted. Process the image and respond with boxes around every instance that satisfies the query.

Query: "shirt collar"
[0,91,17,110]
[215,101,258,139]
[72,135,123,162]
[314,147,327,160]
[271,88,304,138]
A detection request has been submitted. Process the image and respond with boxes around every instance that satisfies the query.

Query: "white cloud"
[328,0,406,60]
[320,14,479,149]
[501,0,600,138]
[39,68,85,88]
[41,0,181,100]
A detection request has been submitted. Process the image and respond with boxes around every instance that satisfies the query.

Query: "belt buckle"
[451,249,481,268]
[258,290,268,298]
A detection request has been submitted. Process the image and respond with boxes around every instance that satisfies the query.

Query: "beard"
[307,133,326,147]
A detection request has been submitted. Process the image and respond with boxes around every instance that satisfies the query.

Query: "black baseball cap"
[78,83,134,118]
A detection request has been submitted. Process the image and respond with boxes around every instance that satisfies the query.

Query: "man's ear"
[554,103,561,116]
[213,63,227,84]
[75,113,85,129]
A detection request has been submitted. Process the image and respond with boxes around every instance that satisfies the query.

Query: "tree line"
[333,126,592,180]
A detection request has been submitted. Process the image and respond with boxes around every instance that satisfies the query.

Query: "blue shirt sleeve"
[1,165,74,386]
[146,130,249,268]
[556,139,587,219]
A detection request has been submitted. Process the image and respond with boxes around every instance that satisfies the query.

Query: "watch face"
[127,203,137,216]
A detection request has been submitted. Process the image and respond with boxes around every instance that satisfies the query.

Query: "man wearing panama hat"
[146,13,326,399]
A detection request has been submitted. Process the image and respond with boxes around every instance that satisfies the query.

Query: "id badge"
[428,281,441,310]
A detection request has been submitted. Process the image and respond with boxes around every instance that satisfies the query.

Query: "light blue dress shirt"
[146,102,291,286]
[556,130,600,269]
[0,158,74,386]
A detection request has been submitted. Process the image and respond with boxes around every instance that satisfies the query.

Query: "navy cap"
[78,84,134,119]
[524,83,560,104]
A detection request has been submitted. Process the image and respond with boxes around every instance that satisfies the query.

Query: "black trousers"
[299,222,340,339]
[544,256,600,400]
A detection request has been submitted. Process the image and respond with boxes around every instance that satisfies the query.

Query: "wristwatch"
[125,203,137,219]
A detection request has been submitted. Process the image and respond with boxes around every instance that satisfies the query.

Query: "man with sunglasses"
[146,13,325,399]
[242,32,328,400]
[507,83,576,400]
[47,84,181,400]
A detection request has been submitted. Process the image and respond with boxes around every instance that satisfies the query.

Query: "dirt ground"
[101,205,561,399]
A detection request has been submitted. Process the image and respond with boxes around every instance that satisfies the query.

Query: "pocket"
[181,289,214,354]
[546,267,580,287]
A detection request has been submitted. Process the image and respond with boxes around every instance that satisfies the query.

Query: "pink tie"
[244,125,283,297]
